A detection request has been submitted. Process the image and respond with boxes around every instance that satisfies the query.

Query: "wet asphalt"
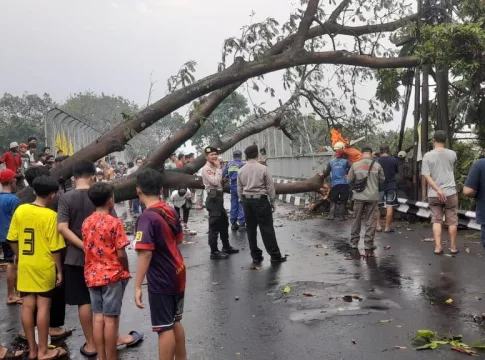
[1,199,485,359]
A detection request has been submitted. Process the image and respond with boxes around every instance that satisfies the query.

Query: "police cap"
[233,150,242,156]
[204,146,221,155]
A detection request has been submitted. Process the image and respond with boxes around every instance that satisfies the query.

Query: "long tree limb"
[328,0,352,23]
[294,0,320,48]
[113,100,297,201]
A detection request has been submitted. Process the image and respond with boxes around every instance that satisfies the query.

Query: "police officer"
[201,146,239,260]
[237,145,286,264]
[222,150,246,231]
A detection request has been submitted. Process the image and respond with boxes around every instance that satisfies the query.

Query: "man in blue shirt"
[322,149,351,221]
[223,150,246,231]
[0,169,20,305]
[464,158,485,249]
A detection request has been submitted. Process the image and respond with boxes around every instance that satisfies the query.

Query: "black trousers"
[174,204,190,224]
[206,194,230,253]
[243,197,281,260]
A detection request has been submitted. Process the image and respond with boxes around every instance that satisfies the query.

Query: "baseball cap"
[398,151,407,158]
[9,142,18,149]
[233,150,242,156]
[0,169,16,183]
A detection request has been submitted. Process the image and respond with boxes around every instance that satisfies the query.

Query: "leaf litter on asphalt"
[412,330,482,355]
[283,286,291,294]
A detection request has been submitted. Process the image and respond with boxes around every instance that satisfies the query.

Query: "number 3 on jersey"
[23,228,35,256]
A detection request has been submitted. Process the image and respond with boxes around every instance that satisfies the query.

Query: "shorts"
[428,194,458,226]
[20,288,56,298]
[379,190,398,208]
[1,242,14,263]
[148,292,184,332]
[64,265,91,306]
[329,184,350,203]
[89,279,128,316]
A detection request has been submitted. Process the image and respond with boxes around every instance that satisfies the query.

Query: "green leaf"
[415,330,436,340]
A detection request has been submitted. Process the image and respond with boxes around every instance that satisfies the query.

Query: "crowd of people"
[2,128,484,359]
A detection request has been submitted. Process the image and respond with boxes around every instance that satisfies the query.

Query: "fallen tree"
[49,0,421,192]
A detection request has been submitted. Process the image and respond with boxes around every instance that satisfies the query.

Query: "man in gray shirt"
[347,146,385,251]
[421,130,458,255]
[238,145,286,264]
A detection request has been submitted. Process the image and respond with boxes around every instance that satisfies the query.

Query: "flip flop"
[376,228,382,233]
[383,229,395,233]
[450,249,460,255]
[6,299,22,305]
[0,348,24,360]
[434,250,443,255]
[39,347,68,360]
[49,328,73,341]
[79,343,97,357]
[121,331,144,349]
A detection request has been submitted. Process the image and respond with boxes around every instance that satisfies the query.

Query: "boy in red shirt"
[82,183,131,360]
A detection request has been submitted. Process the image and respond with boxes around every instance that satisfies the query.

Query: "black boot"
[231,223,239,231]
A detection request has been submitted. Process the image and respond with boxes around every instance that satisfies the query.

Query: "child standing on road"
[7,175,67,360]
[134,169,187,360]
[82,182,131,360]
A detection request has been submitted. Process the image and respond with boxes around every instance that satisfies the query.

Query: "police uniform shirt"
[201,162,223,191]
[237,160,276,202]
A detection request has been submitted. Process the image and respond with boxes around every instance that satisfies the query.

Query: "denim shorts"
[89,279,128,316]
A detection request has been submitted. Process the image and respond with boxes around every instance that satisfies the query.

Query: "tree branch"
[328,0,352,23]
[293,0,320,48]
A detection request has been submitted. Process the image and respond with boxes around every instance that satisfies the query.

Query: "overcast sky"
[1,0,414,134]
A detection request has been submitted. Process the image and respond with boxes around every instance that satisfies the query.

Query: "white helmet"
[333,142,345,150]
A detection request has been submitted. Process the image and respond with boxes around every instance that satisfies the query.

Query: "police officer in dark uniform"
[201,146,239,260]
[237,145,286,264]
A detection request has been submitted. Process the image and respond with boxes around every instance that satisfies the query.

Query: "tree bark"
[293,0,320,48]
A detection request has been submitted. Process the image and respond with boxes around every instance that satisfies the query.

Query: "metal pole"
[421,66,429,155]
[412,69,421,201]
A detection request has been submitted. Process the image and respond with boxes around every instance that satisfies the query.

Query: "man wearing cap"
[222,150,246,231]
[347,146,385,251]
[238,145,286,264]
[201,146,239,260]
[321,148,351,221]
[0,142,22,174]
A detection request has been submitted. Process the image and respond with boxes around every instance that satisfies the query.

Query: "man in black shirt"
[376,145,399,232]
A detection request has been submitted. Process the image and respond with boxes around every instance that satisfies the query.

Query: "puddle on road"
[267,281,401,323]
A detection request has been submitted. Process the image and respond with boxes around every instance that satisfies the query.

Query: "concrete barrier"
[273,177,480,231]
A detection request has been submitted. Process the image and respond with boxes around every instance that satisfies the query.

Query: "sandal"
[39,347,68,360]
[383,228,395,233]
[0,347,24,360]
[118,331,144,350]
[450,249,459,255]
[49,328,73,341]
[79,343,96,357]
[434,250,443,255]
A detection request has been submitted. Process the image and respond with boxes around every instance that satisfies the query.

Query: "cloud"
[136,2,150,14]
[111,2,119,9]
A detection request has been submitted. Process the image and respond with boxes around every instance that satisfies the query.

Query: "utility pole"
[412,0,422,200]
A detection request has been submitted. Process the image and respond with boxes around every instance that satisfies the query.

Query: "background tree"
[0,92,55,151]
[189,92,250,150]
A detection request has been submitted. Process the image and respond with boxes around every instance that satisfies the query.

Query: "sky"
[0,0,414,140]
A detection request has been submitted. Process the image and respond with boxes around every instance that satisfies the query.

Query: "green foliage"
[416,23,485,78]
[454,141,479,211]
[0,92,54,151]
[190,92,250,150]
[375,69,402,107]
[412,330,478,353]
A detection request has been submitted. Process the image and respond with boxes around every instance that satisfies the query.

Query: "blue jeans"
[133,198,146,215]
[230,189,245,225]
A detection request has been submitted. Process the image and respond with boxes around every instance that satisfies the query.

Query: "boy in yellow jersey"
[7,175,68,360]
